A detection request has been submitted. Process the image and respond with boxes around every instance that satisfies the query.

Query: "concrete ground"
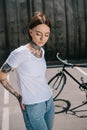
[0,67,87,130]
[47,67,87,130]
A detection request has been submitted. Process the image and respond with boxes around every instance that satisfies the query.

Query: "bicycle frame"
[59,66,87,115]
[56,53,87,91]
[62,66,82,87]
[49,53,87,114]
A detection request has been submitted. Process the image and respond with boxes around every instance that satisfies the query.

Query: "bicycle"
[48,53,87,114]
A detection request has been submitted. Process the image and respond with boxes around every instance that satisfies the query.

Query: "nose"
[40,34,44,41]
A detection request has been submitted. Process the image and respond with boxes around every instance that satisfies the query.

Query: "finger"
[20,103,25,110]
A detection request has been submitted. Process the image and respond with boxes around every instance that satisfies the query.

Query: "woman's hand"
[17,95,25,110]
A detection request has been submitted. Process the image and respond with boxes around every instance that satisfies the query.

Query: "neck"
[30,41,41,51]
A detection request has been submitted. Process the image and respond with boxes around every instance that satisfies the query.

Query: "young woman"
[0,12,55,130]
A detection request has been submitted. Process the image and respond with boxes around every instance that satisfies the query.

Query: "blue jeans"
[22,97,55,130]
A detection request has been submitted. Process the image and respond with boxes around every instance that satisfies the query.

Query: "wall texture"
[0,0,87,66]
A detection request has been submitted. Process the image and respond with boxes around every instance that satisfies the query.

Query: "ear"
[29,29,33,36]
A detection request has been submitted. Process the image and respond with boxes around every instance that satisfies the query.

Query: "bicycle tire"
[48,72,66,100]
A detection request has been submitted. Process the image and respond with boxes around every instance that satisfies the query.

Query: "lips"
[39,42,44,45]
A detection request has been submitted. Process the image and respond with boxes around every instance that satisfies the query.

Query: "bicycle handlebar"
[56,53,87,68]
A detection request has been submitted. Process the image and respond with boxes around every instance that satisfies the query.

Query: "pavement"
[47,67,87,130]
[0,67,87,130]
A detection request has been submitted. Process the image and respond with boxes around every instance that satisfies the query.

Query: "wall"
[0,0,87,66]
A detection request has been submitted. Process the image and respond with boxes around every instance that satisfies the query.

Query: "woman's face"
[29,24,50,47]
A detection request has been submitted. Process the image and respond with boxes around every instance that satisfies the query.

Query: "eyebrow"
[34,30,50,34]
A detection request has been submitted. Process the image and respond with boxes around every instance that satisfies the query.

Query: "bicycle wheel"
[48,72,66,100]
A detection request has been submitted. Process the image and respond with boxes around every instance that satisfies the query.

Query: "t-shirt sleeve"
[6,48,26,68]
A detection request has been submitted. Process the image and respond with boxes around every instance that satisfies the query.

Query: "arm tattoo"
[0,64,21,101]
[0,79,20,99]
[1,63,12,73]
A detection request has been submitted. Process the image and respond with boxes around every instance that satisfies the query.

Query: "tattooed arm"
[0,63,22,102]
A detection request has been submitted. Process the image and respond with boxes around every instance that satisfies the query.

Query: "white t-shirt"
[6,46,52,104]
